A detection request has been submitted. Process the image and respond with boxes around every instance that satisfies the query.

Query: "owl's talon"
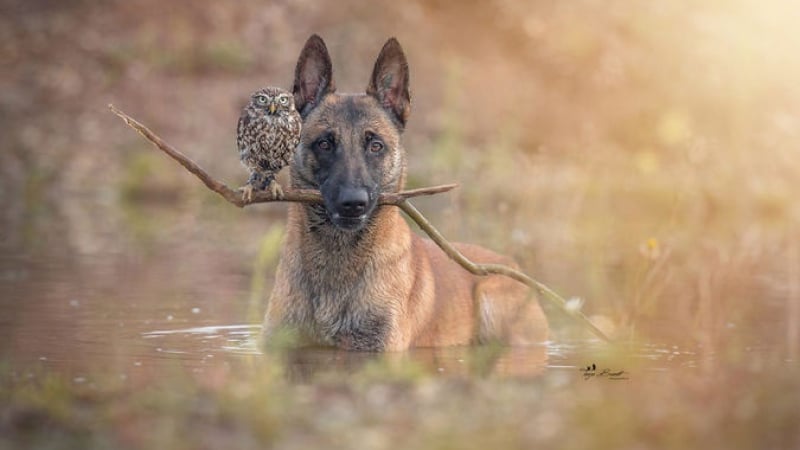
[241,185,255,203]
[268,180,284,200]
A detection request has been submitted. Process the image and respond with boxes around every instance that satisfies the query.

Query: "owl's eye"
[368,140,384,154]
[256,95,268,104]
[278,95,289,105]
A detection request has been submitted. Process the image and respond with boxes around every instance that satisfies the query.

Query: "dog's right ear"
[293,34,335,118]
[366,38,410,129]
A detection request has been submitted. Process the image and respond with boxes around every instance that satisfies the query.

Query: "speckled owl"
[236,87,301,201]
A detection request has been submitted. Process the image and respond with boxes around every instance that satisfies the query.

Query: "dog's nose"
[337,187,369,217]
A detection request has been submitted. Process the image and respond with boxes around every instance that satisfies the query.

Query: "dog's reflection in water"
[277,344,548,382]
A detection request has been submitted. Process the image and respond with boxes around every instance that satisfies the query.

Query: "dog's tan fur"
[263,36,547,351]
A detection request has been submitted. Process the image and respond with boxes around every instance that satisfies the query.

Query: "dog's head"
[289,35,411,231]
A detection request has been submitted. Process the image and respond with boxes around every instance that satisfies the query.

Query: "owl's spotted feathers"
[237,86,301,201]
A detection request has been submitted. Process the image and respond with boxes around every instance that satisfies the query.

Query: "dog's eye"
[368,140,384,154]
[317,139,332,152]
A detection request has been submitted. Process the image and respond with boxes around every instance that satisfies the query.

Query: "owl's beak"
[268,103,277,115]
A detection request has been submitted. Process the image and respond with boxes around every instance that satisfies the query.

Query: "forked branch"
[108,104,611,342]
[108,104,455,206]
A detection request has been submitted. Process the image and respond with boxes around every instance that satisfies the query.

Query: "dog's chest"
[297,260,392,351]
[316,302,389,351]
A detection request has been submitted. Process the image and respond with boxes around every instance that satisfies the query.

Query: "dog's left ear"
[366,38,411,129]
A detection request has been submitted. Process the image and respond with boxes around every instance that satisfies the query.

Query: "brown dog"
[263,35,548,351]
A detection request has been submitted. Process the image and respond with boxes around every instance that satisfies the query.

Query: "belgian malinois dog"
[263,35,548,351]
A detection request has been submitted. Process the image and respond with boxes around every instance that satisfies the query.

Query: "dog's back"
[263,35,548,351]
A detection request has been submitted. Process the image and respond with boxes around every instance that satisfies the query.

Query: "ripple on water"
[136,324,706,380]
[141,324,263,359]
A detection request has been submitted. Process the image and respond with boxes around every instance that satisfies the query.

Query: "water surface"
[1,246,712,383]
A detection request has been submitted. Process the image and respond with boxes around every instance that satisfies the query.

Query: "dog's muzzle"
[329,187,373,230]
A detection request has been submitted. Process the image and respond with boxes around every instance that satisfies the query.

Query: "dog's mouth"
[329,212,369,231]
[319,184,379,232]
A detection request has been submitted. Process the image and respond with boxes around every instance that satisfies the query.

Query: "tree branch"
[108,104,611,342]
[108,104,456,207]
[398,200,612,342]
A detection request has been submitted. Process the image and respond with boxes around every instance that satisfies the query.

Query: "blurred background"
[2,0,800,372]
[2,1,800,449]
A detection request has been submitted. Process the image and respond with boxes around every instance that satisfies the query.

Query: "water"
[0,242,705,382]
[1,196,797,449]
[1,191,792,388]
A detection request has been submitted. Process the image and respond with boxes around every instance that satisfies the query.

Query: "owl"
[236,87,301,201]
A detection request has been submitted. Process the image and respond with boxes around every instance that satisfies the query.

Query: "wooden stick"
[108,104,456,207]
[398,200,611,341]
[108,104,611,342]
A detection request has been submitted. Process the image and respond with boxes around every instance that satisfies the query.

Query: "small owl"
[236,87,301,201]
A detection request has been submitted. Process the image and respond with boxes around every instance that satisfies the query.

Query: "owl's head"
[249,87,295,116]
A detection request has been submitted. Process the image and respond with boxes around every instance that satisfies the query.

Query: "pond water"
[1,244,707,383]
[2,189,795,384]
[2,195,798,449]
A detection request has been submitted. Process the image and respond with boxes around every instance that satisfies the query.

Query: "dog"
[262,35,548,351]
